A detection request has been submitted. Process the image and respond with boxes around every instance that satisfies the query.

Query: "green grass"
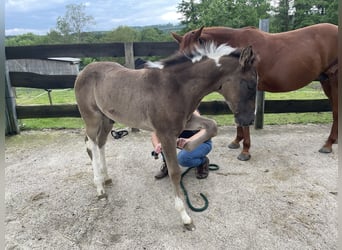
[15,81,332,130]
[16,88,76,105]
[201,81,332,126]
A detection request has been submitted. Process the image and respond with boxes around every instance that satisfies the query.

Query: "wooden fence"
[5,42,332,135]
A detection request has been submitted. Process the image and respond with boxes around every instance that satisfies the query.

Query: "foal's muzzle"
[234,111,255,127]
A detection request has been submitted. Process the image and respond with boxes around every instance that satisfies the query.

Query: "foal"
[74,42,257,230]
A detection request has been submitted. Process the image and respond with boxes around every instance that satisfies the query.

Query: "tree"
[101,26,139,42]
[272,0,338,31]
[139,28,164,42]
[178,0,337,33]
[177,0,201,30]
[324,1,338,24]
[294,0,338,28]
[5,33,44,46]
[56,3,95,43]
[271,0,294,32]
[177,0,272,31]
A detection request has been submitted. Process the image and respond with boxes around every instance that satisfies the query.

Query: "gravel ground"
[5,124,338,249]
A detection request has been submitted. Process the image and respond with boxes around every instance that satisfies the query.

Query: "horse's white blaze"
[88,138,105,195]
[175,196,192,224]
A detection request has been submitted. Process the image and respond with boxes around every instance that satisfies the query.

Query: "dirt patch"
[5,124,338,249]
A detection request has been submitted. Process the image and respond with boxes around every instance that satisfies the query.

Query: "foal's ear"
[239,45,255,70]
[171,32,183,43]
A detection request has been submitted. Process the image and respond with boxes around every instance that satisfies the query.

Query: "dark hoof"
[183,222,196,231]
[105,178,113,185]
[228,142,240,149]
[97,193,108,200]
[319,147,332,153]
[237,153,251,161]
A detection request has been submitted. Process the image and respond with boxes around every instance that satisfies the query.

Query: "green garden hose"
[180,164,219,212]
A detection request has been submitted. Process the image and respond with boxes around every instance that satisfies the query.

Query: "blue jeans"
[177,140,212,168]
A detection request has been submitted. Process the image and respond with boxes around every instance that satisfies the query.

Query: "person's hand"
[176,138,188,149]
[154,143,162,154]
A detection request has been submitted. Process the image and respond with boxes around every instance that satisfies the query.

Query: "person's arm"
[176,109,207,149]
[176,129,207,149]
[151,132,162,154]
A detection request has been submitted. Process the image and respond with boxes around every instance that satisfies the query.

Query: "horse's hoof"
[237,153,251,161]
[228,142,240,149]
[97,193,108,200]
[104,178,113,185]
[183,222,196,231]
[319,147,332,153]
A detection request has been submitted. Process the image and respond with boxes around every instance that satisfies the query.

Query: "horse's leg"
[86,135,107,199]
[158,133,194,230]
[228,126,243,149]
[237,126,251,161]
[319,75,338,153]
[85,115,113,199]
[97,117,115,185]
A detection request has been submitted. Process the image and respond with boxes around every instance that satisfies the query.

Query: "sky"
[5,0,185,36]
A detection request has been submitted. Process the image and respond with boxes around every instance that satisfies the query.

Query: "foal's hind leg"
[86,116,114,198]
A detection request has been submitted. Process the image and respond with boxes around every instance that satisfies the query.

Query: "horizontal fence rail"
[15,99,331,119]
[5,42,332,135]
[10,72,76,89]
[5,42,179,59]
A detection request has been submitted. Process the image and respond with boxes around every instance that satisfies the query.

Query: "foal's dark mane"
[161,52,193,67]
[228,49,241,59]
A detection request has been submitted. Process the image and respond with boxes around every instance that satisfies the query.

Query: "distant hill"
[131,23,186,32]
[5,23,186,40]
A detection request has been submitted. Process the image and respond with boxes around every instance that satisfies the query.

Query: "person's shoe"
[196,157,209,179]
[154,162,168,179]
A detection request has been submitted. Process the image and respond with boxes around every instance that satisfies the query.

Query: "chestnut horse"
[74,42,257,230]
[172,23,338,161]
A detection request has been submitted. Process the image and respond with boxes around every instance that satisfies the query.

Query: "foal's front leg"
[158,134,195,230]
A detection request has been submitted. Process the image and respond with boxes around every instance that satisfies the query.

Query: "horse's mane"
[146,42,239,69]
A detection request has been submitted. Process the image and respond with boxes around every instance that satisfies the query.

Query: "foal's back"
[74,61,155,130]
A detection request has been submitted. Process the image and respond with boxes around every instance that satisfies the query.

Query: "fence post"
[124,42,135,69]
[124,42,139,132]
[254,19,269,129]
[5,65,20,135]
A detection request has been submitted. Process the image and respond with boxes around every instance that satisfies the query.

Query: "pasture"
[15,81,332,130]
[5,124,337,249]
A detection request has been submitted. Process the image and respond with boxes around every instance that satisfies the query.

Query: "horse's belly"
[103,107,153,131]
